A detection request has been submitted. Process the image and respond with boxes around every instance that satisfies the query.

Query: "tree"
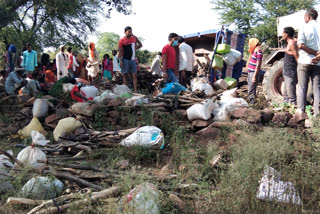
[211,0,318,47]
[0,0,132,52]
[136,50,156,65]
[96,32,120,60]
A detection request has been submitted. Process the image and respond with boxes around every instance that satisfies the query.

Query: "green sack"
[212,55,224,70]
[224,76,237,89]
[216,44,231,54]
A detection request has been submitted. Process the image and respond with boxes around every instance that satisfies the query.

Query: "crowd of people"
[247,9,320,119]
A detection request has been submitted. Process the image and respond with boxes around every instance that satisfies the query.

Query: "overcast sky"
[88,0,221,52]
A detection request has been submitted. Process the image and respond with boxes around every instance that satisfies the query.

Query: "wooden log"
[74,144,92,155]
[7,197,45,205]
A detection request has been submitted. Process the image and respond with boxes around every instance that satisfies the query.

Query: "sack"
[62,83,75,93]
[213,79,228,90]
[71,102,98,117]
[216,44,231,54]
[113,85,131,96]
[19,117,46,137]
[32,99,49,118]
[94,91,118,104]
[21,176,64,200]
[256,166,301,205]
[162,82,186,94]
[224,76,237,89]
[220,88,237,102]
[120,183,160,214]
[224,98,249,113]
[191,78,215,96]
[120,126,164,147]
[80,86,98,99]
[230,49,242,62]
[53,117,82,141]
[211,55,224,70]
[187,99,215,121]
[125,96,149,106]
[213,104,230,122]
[223,53,237,66]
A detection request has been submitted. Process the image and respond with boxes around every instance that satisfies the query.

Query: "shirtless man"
[282,27,299,104]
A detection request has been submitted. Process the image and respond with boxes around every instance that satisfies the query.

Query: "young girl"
[102,54,113,81]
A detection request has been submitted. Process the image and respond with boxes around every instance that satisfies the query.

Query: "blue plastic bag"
[161,82,186,94]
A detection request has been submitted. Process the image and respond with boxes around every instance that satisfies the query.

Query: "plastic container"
[211,55,224,70]
[224,76,237,89]
[216,44,231,54]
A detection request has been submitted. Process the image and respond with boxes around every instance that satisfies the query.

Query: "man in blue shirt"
[5,69,27,95]
[22,43,38,74]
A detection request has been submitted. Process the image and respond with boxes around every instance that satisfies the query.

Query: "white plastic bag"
[32,99,49,118]
[125,96,149,106]
[224,98,249,113]
[113,84,131,96]
[256,166,301,205]
[230,49,242,62]
[120,183,160,214]
[120,126,164,147]
[31,131,49,146]
[220,88,237,102]
[80,86,98,99]
[53,117,82,141]
[94,90,118,104]
[191,78,215,96]
[213,79,229,90]
[223,53,237,66]
[187,99,215,121]
[213,104,230,122]
[62,83,74,93]
[21,176,64,200]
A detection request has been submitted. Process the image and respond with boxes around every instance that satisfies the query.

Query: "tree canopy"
[96,32,120,60]
[211,0,318,47]
[0,0,132,52]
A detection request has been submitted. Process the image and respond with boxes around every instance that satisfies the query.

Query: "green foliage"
[136,50,157,65]
[96,32,120,60]
[212,0,318,47]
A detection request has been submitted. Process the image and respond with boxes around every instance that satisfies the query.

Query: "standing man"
[282,27,299,104]
[56,45,69,80]
[177,36,194,86]
[151,52,162,75]
[247,38,263,104]
[118,26,142,92]
[67,47,75,78]
[296,9,320,118]
[23,43,38,75]
[112,50,121,77]
[162,33,179,83]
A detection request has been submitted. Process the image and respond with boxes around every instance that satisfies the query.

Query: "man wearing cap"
[56,45,69,80]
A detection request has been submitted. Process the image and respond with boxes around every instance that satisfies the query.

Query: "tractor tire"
[262,60,284,104]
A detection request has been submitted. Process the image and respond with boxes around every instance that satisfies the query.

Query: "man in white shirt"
[56,45,69,80]
[296,9,320,118]
[177,36,194,86]
[72,53,79,77]
[151,52,162,75]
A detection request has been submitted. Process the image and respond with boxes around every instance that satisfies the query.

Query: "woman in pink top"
[102,54,113,80]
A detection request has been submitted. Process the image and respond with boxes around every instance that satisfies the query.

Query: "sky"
[88,0,221,52]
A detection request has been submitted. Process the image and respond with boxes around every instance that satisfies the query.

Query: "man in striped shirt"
[247,38,263,104]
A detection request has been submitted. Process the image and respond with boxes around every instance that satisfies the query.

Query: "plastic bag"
[213,79,228,90]
[161,82,186,94]
[16,144,47,171]
[21,176,64,200]
[224,98,248,113]
[224,76,237,89]
[71,102,98,117]
[31,131,49,146]
[80,86,98,99]
[120,183,160,214]
[220,88,237,102]
[120,126,164,147]
[191,78,215,96]
[211,55,224,70]
[187,99,215,121]
[230,49,242,62]
[256,166,301,205]
[125,96,149,106]
[213,104,230,122]
[32,99,49,118]
[223,53,237,66]
[53,117,82,141]
[62,83,74,93]
[94,91,118,104]
[18,117,46,137]
[113,85,131,96]
[216,44,231,54]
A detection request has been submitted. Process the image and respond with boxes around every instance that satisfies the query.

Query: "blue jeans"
[167,68,178,83]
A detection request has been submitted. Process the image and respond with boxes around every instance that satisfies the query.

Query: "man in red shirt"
[118,26,142,92]
[162,33,179,83]
[67,47,74,78]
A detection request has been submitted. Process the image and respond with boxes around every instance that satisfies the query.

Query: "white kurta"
[179,42,194,71]
[56,52,69,80]
[86,49,100,78]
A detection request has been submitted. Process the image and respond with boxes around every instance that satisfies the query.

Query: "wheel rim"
[272,70,283,97]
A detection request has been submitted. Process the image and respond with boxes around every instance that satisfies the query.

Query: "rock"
[18,94,31,104]
[45,114,58,129]
[230,108,248,119]
[246,109,262,123]
[305,119,313,128]
[116,159,129,169]
[234,119,251,126]
[107,99,122,107]
[261,110,274,124]
[192,119,212,128]
[108,110,120,119]
[71,102,98,117]
[56,108,71,119]
[288,116,305,128]
[272,112,293,126]
[169,194,185,210]
[197,127,220,140]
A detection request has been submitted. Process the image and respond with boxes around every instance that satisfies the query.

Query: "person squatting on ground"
[5,69,27,95]
[247,38,263,104]
[296,9,320,118]
[118,26,142,92]
[162,33,179,83]
[282,27,299,105]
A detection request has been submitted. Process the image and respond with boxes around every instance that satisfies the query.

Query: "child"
[102,54,113,81]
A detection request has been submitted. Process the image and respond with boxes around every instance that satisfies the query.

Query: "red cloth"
[70,85,86,102]
[103,59,113,76]
[68,53,73,69]
[162,44,176,70]
[119,36,136,48]
[45,70,57,84]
